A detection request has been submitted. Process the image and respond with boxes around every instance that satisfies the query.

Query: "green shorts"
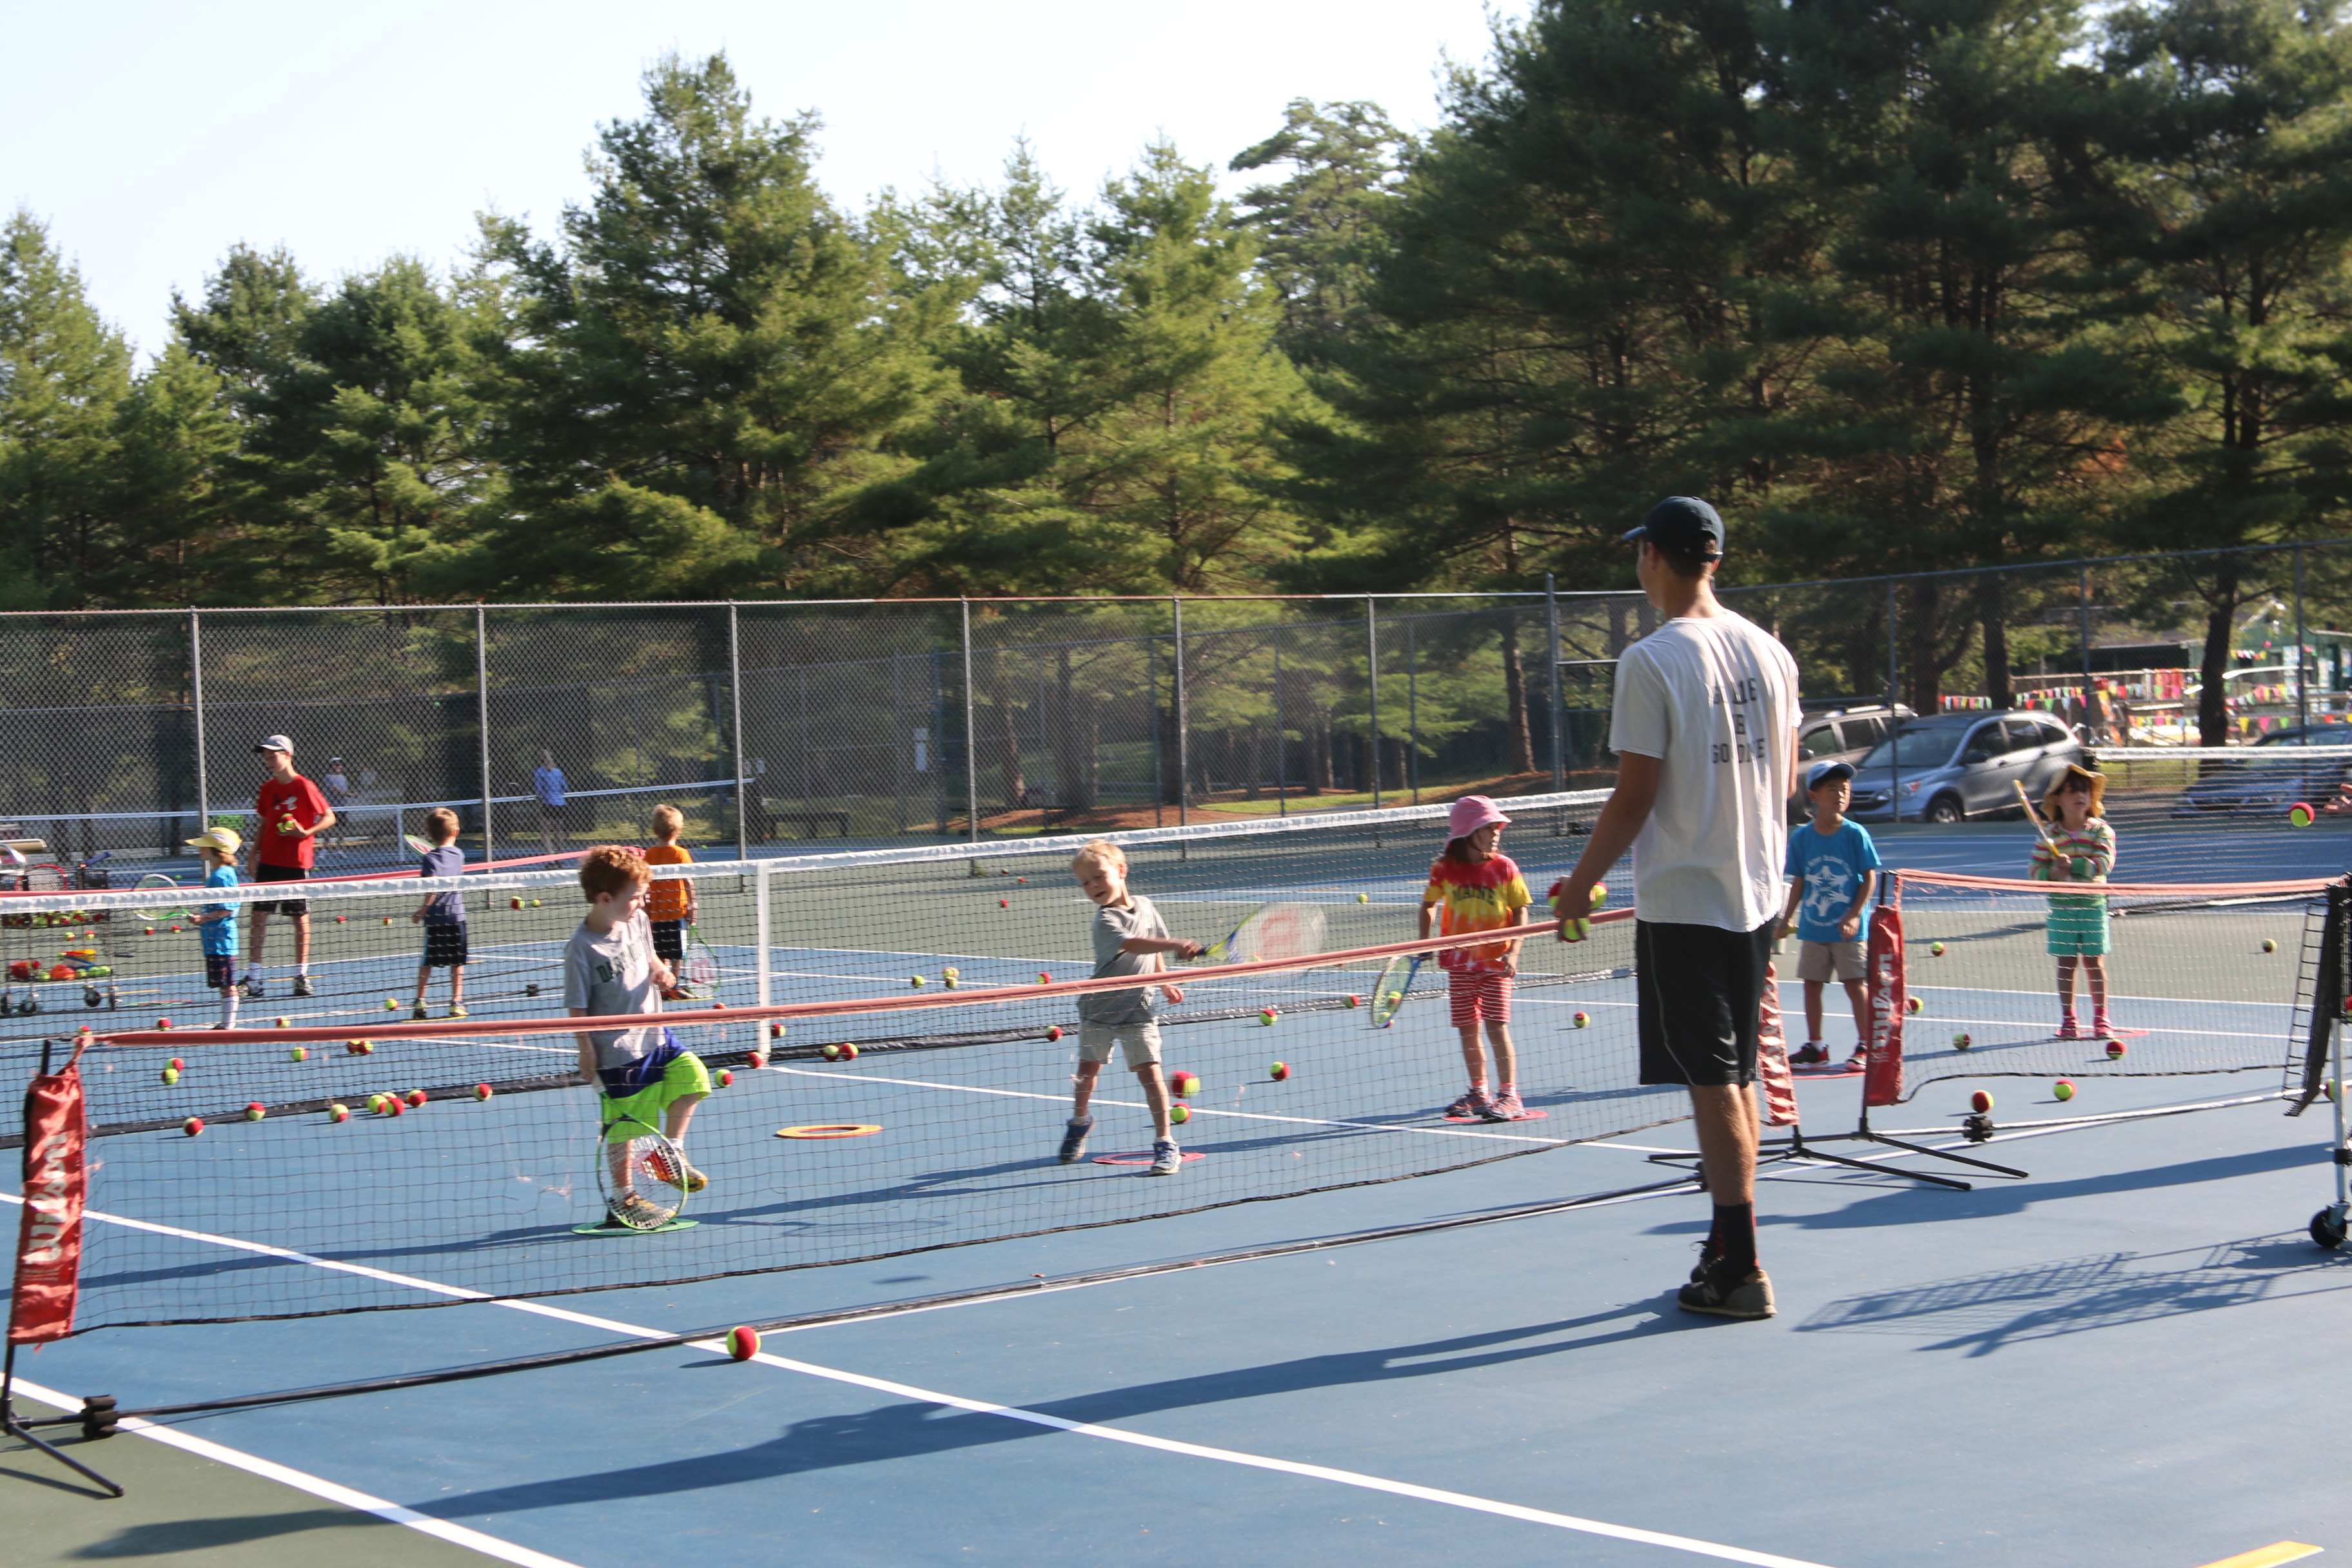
[601,1051,710,1141]
[2046,899,2110,957]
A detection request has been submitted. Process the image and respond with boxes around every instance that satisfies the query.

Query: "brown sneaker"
[1677,1257,1775,1318]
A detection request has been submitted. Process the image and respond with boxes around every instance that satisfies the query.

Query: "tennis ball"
[1358,892,1369,903]
[1953,1032,1972,1051]
[509,897,522,910]
[1259,1008,1278,1026]
[1170,1102,1191,1124]
[2106,1039,2127,1059]
[474,1083,493,1101]
[999,899,1009,908]
[168,1057,184,1070]
[1017,876,1026,885]
[143,926,153,935]
[171,924,182,932]
[384,998,398,1010]
[838,1042,858,1062]
[1970,1090,1994,1113]
[1930,942,1946,957]
[1573,1010,1590,1028]
[406,1089,428,1108]
[347,1039,372,1055]
[769,1021,786,1039]
[531,899,542,908]
[182,1116,203,1136]
[745,1051,768,1071]
[1592,883,1610,908]
[715,1070,733,1088]
[336,915,346,923]
[384,1096,405,1117]
[2263,938,2278,953]
[244,1102,266,1121]
[1172,1072,1199,1098]
[910,975,925,988]
[159,1066,178,1085]
[329,1103,349,1123]
[383,917,393,926]
[2291,801,2317,827]
[1046,1025,1063,1042]
[366,1093,387,1113]
[1038,971,1052,984]
[156,1017,172,1030]
[1344,994,1360,1008]
[1269,1061,1290,1081]
[727,1326,761,1362]
[2053,1079,2076,1101]
[821,1043,841,1061]
[275,1017,289,1028]
[289,1046,308,1062]
[1905,996,1923,1015]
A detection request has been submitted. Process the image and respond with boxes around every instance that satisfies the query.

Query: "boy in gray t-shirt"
[1064,839,1202,1175]
[564,846,711,1226]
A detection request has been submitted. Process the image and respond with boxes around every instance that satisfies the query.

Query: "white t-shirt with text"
[1607,611,1800,932]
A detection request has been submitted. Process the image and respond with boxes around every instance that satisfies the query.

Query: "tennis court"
[9,807,2352,1565]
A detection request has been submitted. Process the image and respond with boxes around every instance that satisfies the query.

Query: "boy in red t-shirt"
[243,734,337,1001]
[1418,795,1533,1121]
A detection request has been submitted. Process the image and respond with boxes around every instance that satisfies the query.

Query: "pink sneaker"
[2092,1013,2115,1039]
[2056,1014,2081,1040]
[1480,1090,1527,1121]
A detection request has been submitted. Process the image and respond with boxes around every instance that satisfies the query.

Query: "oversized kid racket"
[404,832,437,856]
[131,872,194,922]
[681,924,721,991]
[1201,902,1326,965]
[584,1106,699,1234]
[1369,953,1424,1029]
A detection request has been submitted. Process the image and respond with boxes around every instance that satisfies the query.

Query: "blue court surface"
[8,819,2352,1566]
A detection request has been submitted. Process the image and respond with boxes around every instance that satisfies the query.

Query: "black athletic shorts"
[253,861,309,916]
[1636,917,1776,1088]
[203,952,235,990]
[422,921,469,968]
[650,919,684,965]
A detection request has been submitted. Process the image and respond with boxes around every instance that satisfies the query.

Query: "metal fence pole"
[1273,625,1286,818]
[728,603,749,861]
[189,609,209,830]
[1886,582,1901,810]
[475,605,495,867]
[1366,596,1381,812]
[960,599,979,845]
[1173,596,1190,827]
[1545,574,1563,793]
[1407,617,1420,806]
[2296,545,2311,729]
[2078,565,2093,737]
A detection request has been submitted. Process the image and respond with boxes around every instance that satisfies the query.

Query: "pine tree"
[1229,100,1408,344]
[0,210,133,608]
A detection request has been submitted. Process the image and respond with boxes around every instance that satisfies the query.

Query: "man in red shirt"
[244,734,337,1001]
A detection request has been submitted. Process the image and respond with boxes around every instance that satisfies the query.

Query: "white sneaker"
[1147,1139,1181,1176]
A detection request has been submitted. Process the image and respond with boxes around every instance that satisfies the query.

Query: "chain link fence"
[5,538,2350,867]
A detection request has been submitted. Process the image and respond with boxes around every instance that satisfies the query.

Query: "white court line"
[763,1064,1579,1147]
[5,1369,584,1568]
[0,1192,1830,1568]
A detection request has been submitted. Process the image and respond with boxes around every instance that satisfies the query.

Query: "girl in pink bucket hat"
[1418,795,1534,1120]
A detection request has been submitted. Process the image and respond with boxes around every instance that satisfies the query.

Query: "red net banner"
[1863,906,1905,1108]
[1757,959,1798,1128]
[10,1055,88,1344]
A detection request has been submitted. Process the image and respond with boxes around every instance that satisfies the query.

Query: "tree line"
[5,0,2351,727]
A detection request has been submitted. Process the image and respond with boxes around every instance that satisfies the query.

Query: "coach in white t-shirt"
[1549,496,1799,1321]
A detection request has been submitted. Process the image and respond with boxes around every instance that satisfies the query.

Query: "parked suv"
[1846,710,2083,823]
[1790,703,1913,819]
[2172,721,2352,814]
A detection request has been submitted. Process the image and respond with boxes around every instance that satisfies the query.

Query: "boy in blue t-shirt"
[184,827,244,1030]
[1778,761,1883,1070]
[407,807,469,1019]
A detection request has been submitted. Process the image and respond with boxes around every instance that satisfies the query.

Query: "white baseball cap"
[253,734,293,754]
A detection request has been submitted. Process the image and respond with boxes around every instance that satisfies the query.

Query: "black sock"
[1713,1202,1757,1272]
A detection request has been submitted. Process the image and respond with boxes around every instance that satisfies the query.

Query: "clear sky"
[4,0,1525,362]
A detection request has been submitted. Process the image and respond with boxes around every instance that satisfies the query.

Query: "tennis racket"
[404,832,436,856]
[1370,953,1424,1029]
[681,924,720,990]
[1201,902,1326,965]
[132,872,193,921]
[2013,780,2056,844]
[593,1108,694,1231]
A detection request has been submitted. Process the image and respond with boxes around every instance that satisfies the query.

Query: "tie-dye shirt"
[1422,853,1532,974]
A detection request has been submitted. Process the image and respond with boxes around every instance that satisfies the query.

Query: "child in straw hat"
[2029,763,2116,1039]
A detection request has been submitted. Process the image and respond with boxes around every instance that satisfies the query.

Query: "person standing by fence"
[534,750,569,854]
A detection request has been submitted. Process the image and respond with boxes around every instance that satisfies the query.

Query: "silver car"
[1846,710,2083,823]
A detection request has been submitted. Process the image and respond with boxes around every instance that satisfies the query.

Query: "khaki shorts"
[1078,1020,1162,1071]
[1796,939,1867,984]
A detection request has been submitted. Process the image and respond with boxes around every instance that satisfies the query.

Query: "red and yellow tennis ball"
[1171,1071,1199,1098]
[714,1070,733,1088]
[1930,942,1946,957]
[275,1016,289,1028]
[470,1083,493,1101]
[382,1095,405,1117]
[366,1093,387,1113]
[404,1089,426,1108]
[821,1041,860,1063]
[328,1103,349,1123]
[289,1046,308,1062]
[1344,994,1360,1009]
[182,1116,204,1136]
[767,1021,786,1039]
[1952,1032,1972,1051]
[1573,1011,1590,1028]
[2262,938,2278,954]
[384,997,399,1010]
[2290,801,2316,827]
[1037,971,1052,985]
[1269,1061,1290,1082]
[1905,996,1923,1015]
[159,1066,178,1085]
[2106,1039,2127,1059]
[1170,1102,1191,1125]
[1046,1025,1063,1042]
[727,1326,761,1361]
[909,975,925,988]
[347,1039,373,1056]
[168,1057,184,1071]
[999,898,1009,908]
[1970,1090,1994,1113]
[2053,1079,2076,1101]
[746,1049,767,1069]
[156,1017,172,1030]
[509,896,523,910]
[244,1102,266,1121]
[1259,1007,1279,1026]
[335,914,347,923]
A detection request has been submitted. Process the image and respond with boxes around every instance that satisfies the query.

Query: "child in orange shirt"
[643,805,696,990]
[1419,795,1533,1121]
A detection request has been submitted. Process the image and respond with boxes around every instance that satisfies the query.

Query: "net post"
[1546,573,1565,805]
[754,860,772,1013]
[2295,545,2310,730]
[728,603,748,861]
[188,609,209,832]
[1173,595,1190,829]
[474,606,495,867]
[2291,879,2346,1113]
[1366,596,1380,816]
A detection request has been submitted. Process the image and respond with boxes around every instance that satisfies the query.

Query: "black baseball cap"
[1623,496,1725,558]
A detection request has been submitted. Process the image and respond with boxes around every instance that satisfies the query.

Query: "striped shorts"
[1447,969,1513,1028]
